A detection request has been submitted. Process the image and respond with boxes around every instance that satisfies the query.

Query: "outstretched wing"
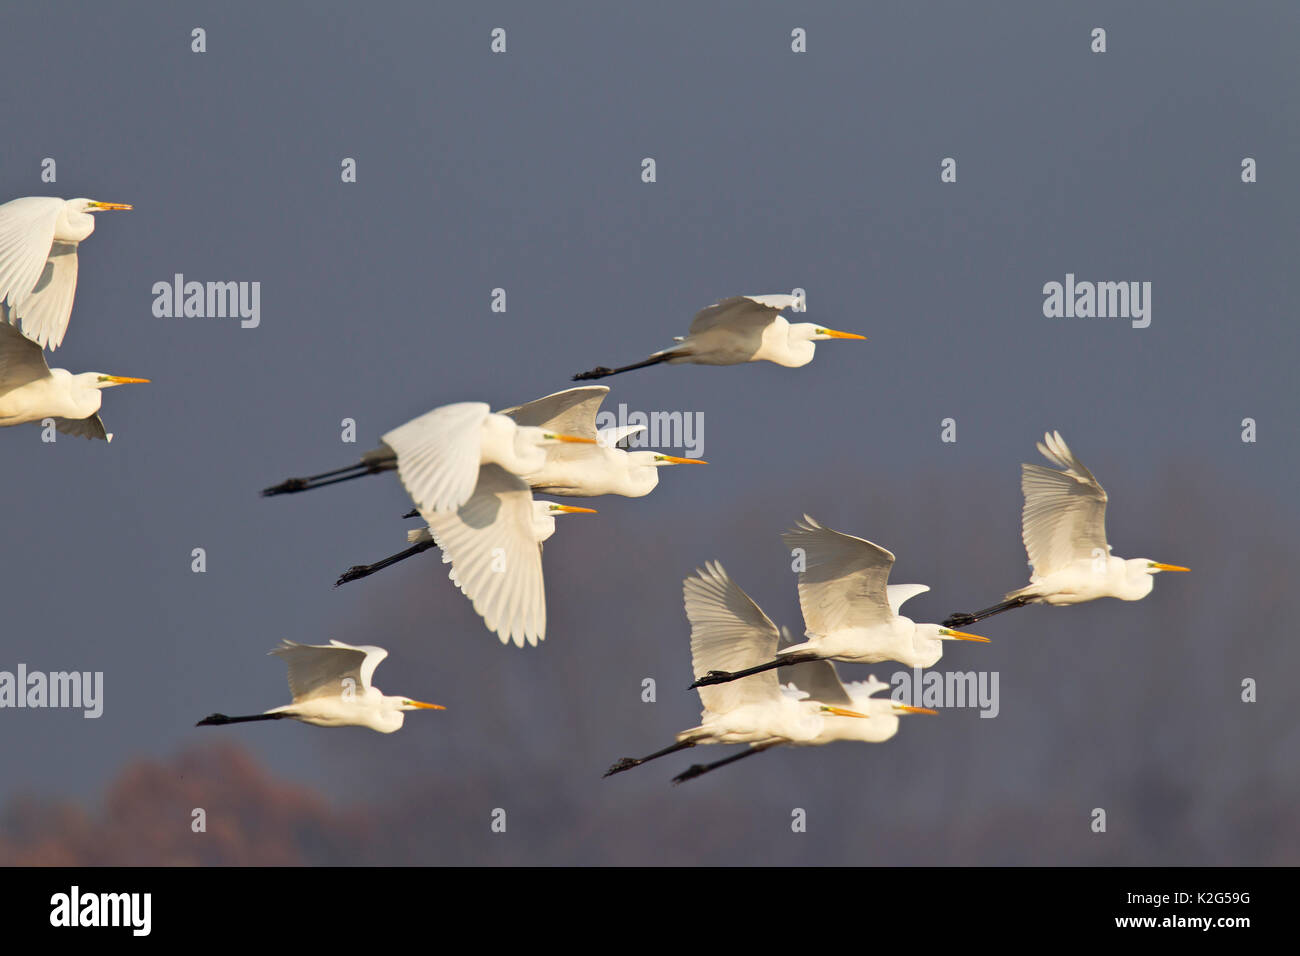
[0,198,60,342]
[271,640,384,702]
[0,318,52,390]
[499,386,608,440]
[782,515,896,634]
[777,625,853,706]
[53,415,110,442]
[381,401,490,513]
[687,295,796,336]
[1021,430,1109,578]
[886,583,930,615]
[10,240,79,350]
[423,464,547,647]
[684,561,782,715]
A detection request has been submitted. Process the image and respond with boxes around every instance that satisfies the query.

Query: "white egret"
[501,385,706,496]
[672,635,937,783]
[942,431,1190,628]
[573,294,865,380]
[336,464,595,647]
[604,561,870,781]
[195,640,443,734]
[692,516,989,688]
[260,400,595,509]
[0,319,148,442]
[0,196,132,350]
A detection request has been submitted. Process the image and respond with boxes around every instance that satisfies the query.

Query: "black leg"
[196,712,288,727]
[690,652,819,689]
[572,351,687,381]
[673,743,776,785]
[336,539,439,587]
[941,596,1030,629]
[261,458,395,497]
[604,740,696,777]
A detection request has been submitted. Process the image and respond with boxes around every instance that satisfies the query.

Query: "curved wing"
[10,240,78,350]
[842,676,891,705]
[782,515,896,634]
[499,386,608,440]
[684,561,782,714]
[271,640,385,702]
[777,625,853,706]
[687,295,795,336]
[0,319,52,390]
[597,424,646,448]
[423,464,547,647]
[1021,430,1109,577]
[886,583,930,615]
[0,198,60,338]
[53,415,110,442]
[381,402,490,513]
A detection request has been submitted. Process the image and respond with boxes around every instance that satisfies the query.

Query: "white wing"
[1021,430,1109,577]
[0,198,61,345]
[842,676,892,704]
[10,240,79,350]
[270,640,387,702]
[777,625,853,706]
[0,318,52,390]
[886,583,930,615]
[687,295,794,336]
[381,402,490,513]
[596,424,646,447]
[782,515,896,634]
[53,415,110,442]
[423,464,547,647]
[683,561,783,715]
[499,385,608,440]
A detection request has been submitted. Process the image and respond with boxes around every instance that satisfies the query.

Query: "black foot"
[573,367,613,381]
[604,757,640,777]
[261,478,307,496]
[690,670,733,689]
[335,566,370,587]
[672,764,707,785]
[196,713,228,726]
[942,612,978,628]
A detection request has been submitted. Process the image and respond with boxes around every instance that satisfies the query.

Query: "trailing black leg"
[604,739,695,777]
[941,596,1030,629]
[673,744,775,785]
[196,712,288,727]
[690,652,820,689]
[572,351,687,382]
[261,458,395,497]
[336,539,439,586]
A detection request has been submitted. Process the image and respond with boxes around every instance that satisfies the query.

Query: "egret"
[604,561,870,780]
[195,640,443,734]
[672,635,936,783]
[336,464,595,647]
[692,515,989,688]
[501,385,706,496]
[941,431,1190,628]
[572,295,865,380]
[0,196,132,350]
[260,400,595,510]
[0,318,148,441]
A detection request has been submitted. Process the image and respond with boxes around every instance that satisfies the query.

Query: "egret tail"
[336,539,439,587]
[941,596,1030,629]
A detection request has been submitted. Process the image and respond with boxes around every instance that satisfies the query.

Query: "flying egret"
[572,295,865,380]
[260,400,595,510]
[691,516,989,688]
[604,561,871,780]
[941,431,1190,628]
[671,635,936,783]
[0,319,148,442]
[335,497,596,587]
[0,196,132,350]
[501,385,707,496]
[195,640,443,734]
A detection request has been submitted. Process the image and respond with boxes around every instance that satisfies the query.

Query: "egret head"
[911,623,989,666]
[545,503,597,518]
[790,322,867,343]
[397,698,445,713]
[1142,560,1190,576]
[90,373,150,390]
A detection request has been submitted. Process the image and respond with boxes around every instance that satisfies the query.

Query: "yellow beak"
[551,433,598,444]
[893,704,939,715]
[408,700,446,710]
[658,455,707,464]
[821,706,871,718]
[1152,563,1190,572]
[821,328,866,340]
[90,202,133,211]
[554,505,597,514]
[106,376,151,384]
[939,627,990,642]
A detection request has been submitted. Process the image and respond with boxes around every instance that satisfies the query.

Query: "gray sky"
[0,2,1296,864]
